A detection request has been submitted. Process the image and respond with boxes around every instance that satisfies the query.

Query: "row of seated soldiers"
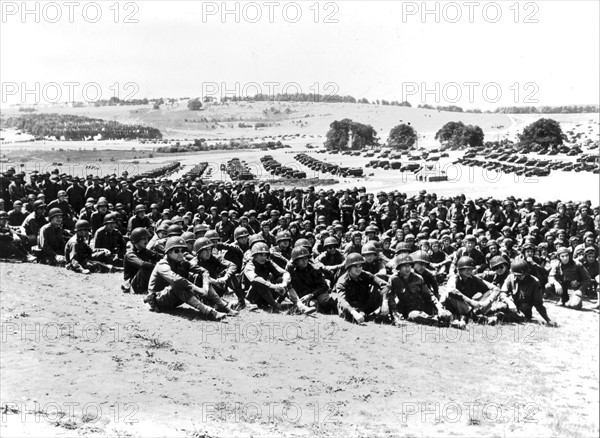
[2,187,597,326]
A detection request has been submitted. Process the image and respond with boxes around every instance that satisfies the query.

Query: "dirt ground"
[1,262,598,438]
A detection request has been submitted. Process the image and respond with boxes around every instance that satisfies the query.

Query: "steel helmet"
[130,227,151,243]
[204,230,220,241]
[181,231,196,242]
[166,225,183,237]
[276,231,292,243]
[396,255,414,267]
[395,242,412,254]
[103,213,117,224]
[48,208,63,219]
[489,255,508,270]
[456,256,475,270]
[157,222,170,233]
[411,250,430,264]
[556,246,571,256]
[361,242,378,255]
[251,242,270,257]
[324,236,338,247]
[294,238,312,249]
[234,226,249,239]
[193,237,213,253]
[249,234,266,247]
[486,240,499,249]
[365,225,379,234]
[510,258,529,274]
[0,210,7,220]
[134,204,146,213]
[165,236,188,253]
[345,253,366,269]
[291,246,311,262]
[74,219,91,231]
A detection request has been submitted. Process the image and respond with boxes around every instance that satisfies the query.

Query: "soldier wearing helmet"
[144,236,237,320]
[315,236,346,283]
[122,227,161,293]
[0,210,35,262]
[501,259,555,325]
[38,207,66,266]
[546,247,591,309]
[444,256,502,328]
[271,230,293,264]
[46,189,75,230]
[478,255,511,288]
[389,255,452,326]
[22,200,48,245]
[410,250,440,298]
[191,237,256,311]
[65,220,114,274]
[127,204,152,236]
[93,213,126,266]
[450,234,485,274]
[242,242,306,313]
[335,253,391,325]
[90,198,109,233]
[360,242,387,278]
[287,246,334,314]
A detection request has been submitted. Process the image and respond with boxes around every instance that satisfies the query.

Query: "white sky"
[1,1,599,109]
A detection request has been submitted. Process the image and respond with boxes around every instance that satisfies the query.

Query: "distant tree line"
[494,105,599,114]
[1,114,162,140]
[156,140,287,153]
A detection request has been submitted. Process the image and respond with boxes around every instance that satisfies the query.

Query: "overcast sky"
[1,1,599,109]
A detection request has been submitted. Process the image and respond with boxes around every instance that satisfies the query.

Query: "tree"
[388,123,417,150]
[324,119,378,150]
[435,121,465,145]
[187,98,203,111]
[518,118,566,149]
[434,121,484,148]
[459,125,485,147]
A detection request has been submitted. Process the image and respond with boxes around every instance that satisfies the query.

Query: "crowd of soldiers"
[1,166,599,328]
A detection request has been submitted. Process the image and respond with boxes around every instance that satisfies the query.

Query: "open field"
[1,263,599,438]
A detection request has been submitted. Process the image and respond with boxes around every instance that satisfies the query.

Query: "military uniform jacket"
[335,270,389,313]
[389,271,439,317]
[148,257,209,293]
[124,246,161,280]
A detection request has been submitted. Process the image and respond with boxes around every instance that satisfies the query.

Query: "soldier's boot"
[186,296,227,321]
[287,288,316,315]
[450,315,467,330]
[407,311,439,326]
[594,292,600,311]
[565,290,583,310]
[215,302,239,316]
[143,292,159,312]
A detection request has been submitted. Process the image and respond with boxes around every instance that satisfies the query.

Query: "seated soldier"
[0,210,35,262]
[192,237,256,310]
[143,236,237,320]
[335,253,391,325]
[147,222,169,255]
[389,255,452,326]
[410,250,440,299]
[501,259,556,326]
[546,247,591,309]
[315,236,346,283]
[38,208,67,266]
[123,227,161,294]
[242,242,311,313]
[361,242,388,279]
[443,256,502,329]
[450,235,486,274]
[478,255,511,288]
[93,213,126,267]
[287,246,334,313]
[65,220,116,274]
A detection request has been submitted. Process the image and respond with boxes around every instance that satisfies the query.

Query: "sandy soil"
[1,262,598,437]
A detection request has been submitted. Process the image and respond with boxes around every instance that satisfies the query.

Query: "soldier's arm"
[243,262,279,290]
[125,250,155,271]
